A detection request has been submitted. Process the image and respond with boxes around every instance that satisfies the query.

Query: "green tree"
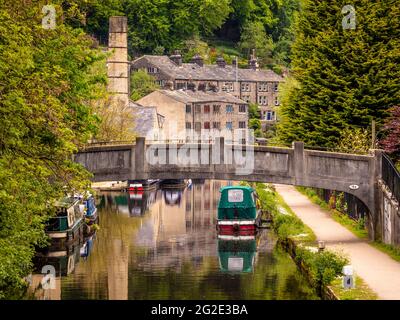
[239,20,274,67]
[124,0,231,54]
[277,0,400,148]
[130,70,160,101]
[0,1,106,297]
[248,103,261,119]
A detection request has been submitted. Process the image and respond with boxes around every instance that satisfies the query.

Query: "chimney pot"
[170,50,183,66]
[190,54,204,67]
[216,56,226,68]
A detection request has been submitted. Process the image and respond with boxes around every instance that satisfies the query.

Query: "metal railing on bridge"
[382,153,400,203]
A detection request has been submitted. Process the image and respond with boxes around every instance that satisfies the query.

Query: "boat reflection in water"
[218,235,258,273]
[101,189,158,217]
[27,227,97,300]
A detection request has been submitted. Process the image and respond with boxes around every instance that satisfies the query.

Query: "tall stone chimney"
[107,16,129,106]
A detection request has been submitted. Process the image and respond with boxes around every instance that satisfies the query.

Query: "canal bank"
[275,184,400,300]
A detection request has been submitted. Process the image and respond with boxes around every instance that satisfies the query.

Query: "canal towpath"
[275,184,400,300]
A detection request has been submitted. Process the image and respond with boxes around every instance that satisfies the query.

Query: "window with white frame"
[239,104,247,113]
[222,82,234,92]
[274,97,280,106]
[265,111,276,121]
[274,82,279,92]
[258,95,268,106]
[258,82,268,92]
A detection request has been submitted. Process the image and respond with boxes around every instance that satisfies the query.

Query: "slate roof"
[131,55,284,82]
[155,89,248,104]
[128,102,160,136]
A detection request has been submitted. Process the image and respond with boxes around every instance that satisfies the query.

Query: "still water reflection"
[27,180,319,300]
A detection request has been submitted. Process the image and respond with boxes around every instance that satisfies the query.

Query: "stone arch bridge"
[75,137,396,242]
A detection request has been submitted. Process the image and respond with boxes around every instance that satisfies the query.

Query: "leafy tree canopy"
[277,0,400,148]
[0,0,106,297]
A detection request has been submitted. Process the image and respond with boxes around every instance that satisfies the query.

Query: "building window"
[226,105,234,113]
[204,122,210,129]
[226,122,233,130]
[258,96,268,106]
[265,111,276,121]
[242,95,250,103]
[177,82,186,89]
[274,82,279,92]
[239,121,246,129]
[147,67,158,73]
[195,104,201,113]
[186,122,192,129]
[258,82,268,92]
[195,122,201,131]
[212,122,220,129]
[222,82,234,92]
[275,97,280,106]
[213,105,221,114]
[186,104,192,113]
[204,105,210,113]
[241,83,251,92]
[239,104,247,113]
[240,138,246,145]
[198,83,206,91]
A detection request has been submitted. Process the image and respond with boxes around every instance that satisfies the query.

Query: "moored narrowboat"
[46,197,84,242]
[216,186,261,235]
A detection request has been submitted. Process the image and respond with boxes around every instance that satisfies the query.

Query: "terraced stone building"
[131,53,284,124]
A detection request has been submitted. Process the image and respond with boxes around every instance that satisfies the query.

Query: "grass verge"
[330,276,378,300]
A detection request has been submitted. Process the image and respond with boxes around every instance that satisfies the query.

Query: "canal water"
[27,180,319,300]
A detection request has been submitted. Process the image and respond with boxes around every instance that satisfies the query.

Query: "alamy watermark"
[42,5,56,30]
[342,5,356,30]
[144,125,256,175]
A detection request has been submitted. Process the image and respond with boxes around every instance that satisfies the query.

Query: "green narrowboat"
[46,197,84,241]
[218,239,257,273]
[217,185,261,235]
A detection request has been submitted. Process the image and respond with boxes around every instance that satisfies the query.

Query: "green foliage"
[249,119,261,131]
[239,20,274,67]
[336,127,371,154]
[130,70,160,101]
[295,248,348,286]
[124,0,232,54]
[277,0,400,148]
[0,1,106,297]
[248,103,260,119]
